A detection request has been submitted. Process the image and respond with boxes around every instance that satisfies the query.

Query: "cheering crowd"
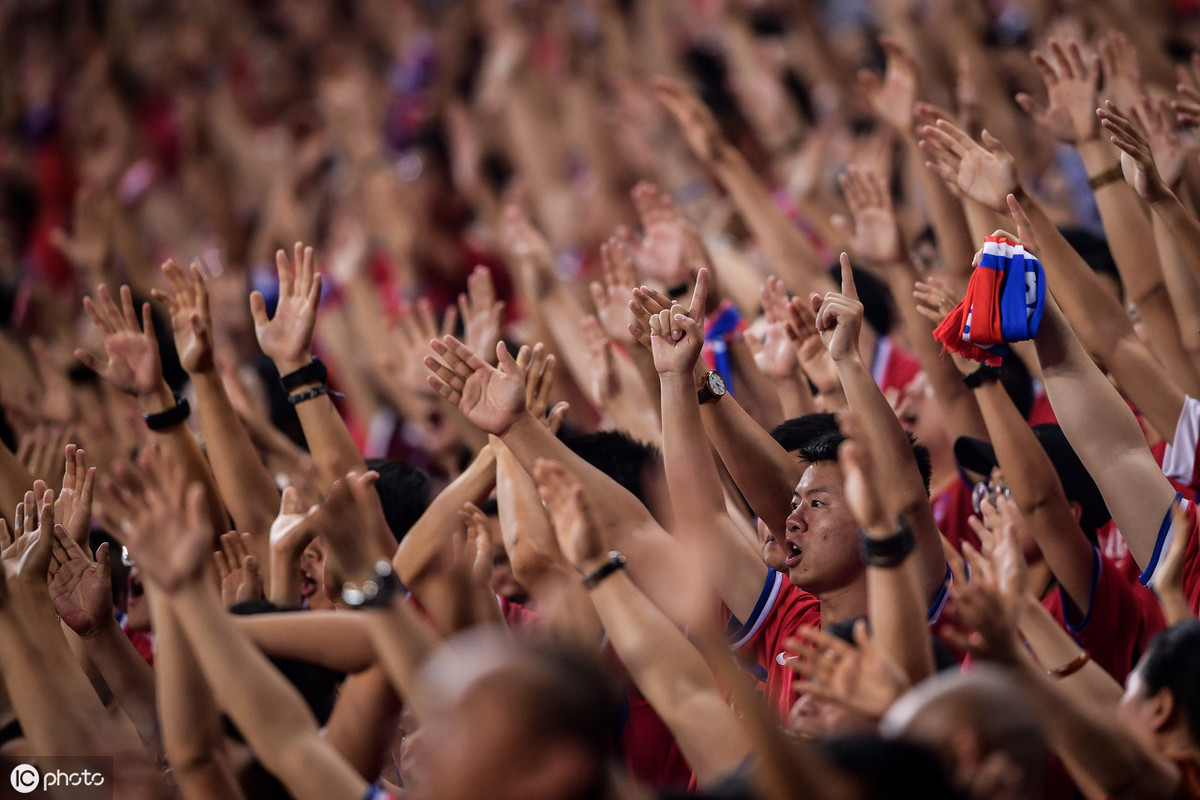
[3,0,1200,798]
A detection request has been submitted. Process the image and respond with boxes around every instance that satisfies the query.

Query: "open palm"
[49,538,112,637]
[426,337,527,435]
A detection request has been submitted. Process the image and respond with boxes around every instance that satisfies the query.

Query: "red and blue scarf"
[933,235,1045,366]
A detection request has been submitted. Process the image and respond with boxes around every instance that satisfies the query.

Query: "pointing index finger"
[839,253,858,300]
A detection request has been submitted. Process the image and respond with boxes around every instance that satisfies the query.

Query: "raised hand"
[76,284,164,397]
[1015,38,1101,144]
[55,444,96,552]
[1098,30,1144,112]
[652,76,727,165]
[250,242,323,373]
[0,489,56,585]
[381,298,458,398]
[533,458,604,573]
[498,204,554,296]
[1131,96,1191,189]
[858,36,919,134]
[783,295,840,396]
[630,182,696,285]
[918,121,1019,212]
[214,531,264,608]
[647,268,709,375]
[912,277,962,328]
[457,502,496,589]
[590,238,640,347]
[151,260,214,374]
[942,560,1025,666]
[811,254,864,363]
[1152,502,1196,625]
[1098,101,1173,203]
[516,342,569,432]
[308,471,392,591]
[425,337,527,435]
[581,316,619,406]
[458,266,505,365]
[784,622,908,723]
[750,277,799,380]
[48,530,112,637]
[831,166,905,265]
[98,447,211,592]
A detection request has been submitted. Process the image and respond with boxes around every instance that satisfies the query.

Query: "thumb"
[839,253,858,300]
[980,129,1004,152]
[96,541,111,584]
[249,291,269,328]
[496,341,521,377]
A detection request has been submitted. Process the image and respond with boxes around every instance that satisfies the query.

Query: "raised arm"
[814,255,946,598]
[534,459,754,785]
[250,243,366,487]
[113,451,368,800]
[918,119,1186,442]
[648,269,770,620]
[1032,290,1176,570]
[154,260,280,550]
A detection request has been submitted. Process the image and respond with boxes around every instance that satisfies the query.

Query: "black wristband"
[859,519,916,568]
[963,364,1002,389]
[280,357,328,392]
[342,560,409,609]
[581,551,627,589]
[143,392,191,431]
[288,384,343,406]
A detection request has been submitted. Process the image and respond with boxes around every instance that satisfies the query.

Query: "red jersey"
[1164,395,1200,491]
[931,478,980,554]
[728,568,952,719]
[1041,547,1166,684]
[1140,495,1200,616]
[872,336,922,401]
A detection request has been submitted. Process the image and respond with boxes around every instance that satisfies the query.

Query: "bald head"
[882,667,1047,800]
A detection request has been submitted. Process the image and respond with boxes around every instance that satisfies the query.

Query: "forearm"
[495,440,565,588]
[268,543,304,607]
[393,447,496,585]
[149,591,240,794]
[236,612,375,674]
[728,340,784,431]
[1014,654,1177,800]
[80,619,161,756]
[835,355,944,592]
[1151,213,1200,364]
[192,370,280,539]
[1152,191,1200,288]
[973,382,1095,606]
[864,520,934,685]
[588,570,753,785]
[139,381,228,535]
[362,598,439,719]
[170,579,367,799]
[905,143,976,286]
[1014,594,1123,705]
[772,373,817,420]
[698,384,803,535]
[709,143,832,298]
[323,666,402,782]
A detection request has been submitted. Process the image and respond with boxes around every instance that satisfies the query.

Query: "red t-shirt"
[872,336,922,401]
[931,478,980,554]
[1040,547,1166,684]
[728,567,952,719]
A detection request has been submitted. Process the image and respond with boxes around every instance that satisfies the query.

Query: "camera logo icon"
[10,764,40,793]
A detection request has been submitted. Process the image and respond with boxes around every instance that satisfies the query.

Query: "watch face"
[708,372,727,396]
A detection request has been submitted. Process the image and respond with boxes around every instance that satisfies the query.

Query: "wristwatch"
[697,370,727,405]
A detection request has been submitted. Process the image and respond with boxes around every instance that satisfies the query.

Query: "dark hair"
[830,263,894,336]
[795,421,933,496]
[823,735,964,800]
[517,640,623,800]
[1138,619,1200,740]
[479,497,499,516]
[1060,226,1121,292]
[561,431,661,505]
[366,458,433,542]
[771,413,838,453]
[1000,352,1035,420]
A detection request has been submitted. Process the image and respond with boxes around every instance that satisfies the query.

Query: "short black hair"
[479,498,499,517]
[561,431,661,505]
[831,262,894,336]
[999,352,1035,420]
[365,458,433,542]
[770,413,837,453]
[791,417,933,496]
[1138,619,1200,741]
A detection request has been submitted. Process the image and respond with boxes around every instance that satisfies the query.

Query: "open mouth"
[784,541,803,568]
[299,568,318,599]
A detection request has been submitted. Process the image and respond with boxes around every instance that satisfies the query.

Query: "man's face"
[774,462,863,594]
